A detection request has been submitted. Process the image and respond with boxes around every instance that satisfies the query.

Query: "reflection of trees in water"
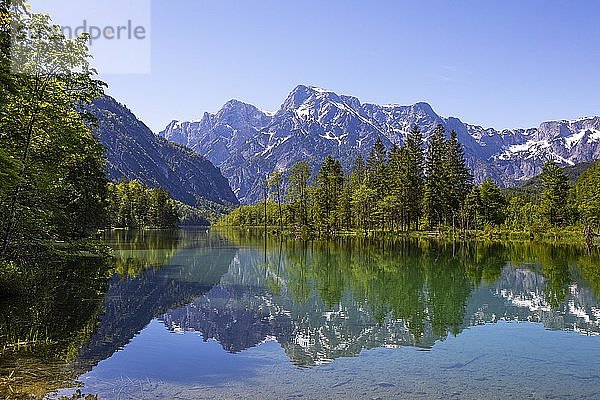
[76,240,237,370]
[0,229,236,398]
[0,256,111,399]
[4,229,600,394]
[108,228,229,277]
[578,247,600,298]
[229,238,478,342]
[211,230,600,358]
[276,239,475,342]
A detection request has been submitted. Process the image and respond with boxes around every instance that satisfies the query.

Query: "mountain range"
[159,85,600,203]
[88,96,238,207]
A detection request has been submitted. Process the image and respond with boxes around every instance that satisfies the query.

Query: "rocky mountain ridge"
[160,85,600,203]
[88,96,239,207]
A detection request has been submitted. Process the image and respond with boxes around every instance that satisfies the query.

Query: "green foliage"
[0,4,108,258]
[0,254,110,399]
[219,126,478,235]
[424,125,448,228]
[444,130,473,221]
[505,160,596,199]
[575,161,600,231]
[541,161,572,227]
[478,178,506,226]
[501,160,600,234]
[404,125,425,229]
[286,161,312,227]
[314,156,344,233]
[367,137,388,201]
[219,126,597,239]
[106,180,179,229]
[268,169,284,229]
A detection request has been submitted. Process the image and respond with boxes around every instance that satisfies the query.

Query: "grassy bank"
[215,225,596,245]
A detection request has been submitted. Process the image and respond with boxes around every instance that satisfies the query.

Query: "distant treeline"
[107,180,179,229]
[219,124,600,237]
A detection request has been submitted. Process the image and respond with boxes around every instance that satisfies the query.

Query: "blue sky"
[94,0,600,132]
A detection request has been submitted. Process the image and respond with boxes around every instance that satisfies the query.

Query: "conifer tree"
[337,175,353,231]
[286,161,312,227]
[268,169,284,230]
[479,178,506,226]
[351,182,376,234]
[349,155,368,230]
[405,125,425,229]
[575,161,600,232]
[367,137,388,229]
[444,130,473,228]
[350,155,367,191]
[540,161,571,227]
[367,137,388,201]
[387,144,408,230]
[314,156,344,233]
[424,124,447,228]
[462,186,482,230]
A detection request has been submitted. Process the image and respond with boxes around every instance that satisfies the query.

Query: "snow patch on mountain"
[158,85,600,203]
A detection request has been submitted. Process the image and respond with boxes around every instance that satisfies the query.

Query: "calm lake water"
[2,228,600,399]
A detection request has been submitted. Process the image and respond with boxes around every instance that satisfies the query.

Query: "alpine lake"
[2,228,600,399]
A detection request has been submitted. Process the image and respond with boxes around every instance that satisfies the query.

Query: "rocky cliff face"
[89,96,239,206]
[159,85,600,203]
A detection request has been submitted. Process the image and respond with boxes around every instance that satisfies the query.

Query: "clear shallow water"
[2,228,600,399]
[72,321,600,399]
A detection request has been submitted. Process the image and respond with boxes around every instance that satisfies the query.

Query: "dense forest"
[219,124,600,239]
[107,180,179,229]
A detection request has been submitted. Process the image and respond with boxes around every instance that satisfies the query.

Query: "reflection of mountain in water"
[160,242,600,367]
[467,267,600,334]
[161,283,425,367]
[76,235,237,369]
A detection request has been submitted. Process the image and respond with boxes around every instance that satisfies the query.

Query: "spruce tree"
[479,178,506,226]
[424,124,447,229]
[387,143,408,230]
[351,182,376,234]
[314,156,344,233]
[337,175,353,231]
[367,137,388,200]
[462,186,482,230]
[540,161,571,227]
[367,137,388,229]
[405,125,425,230]
[575,161,600,232]
[286,161,312,228]
[444,130,473,228]
[268,169,284,230]
[350,155,367,190]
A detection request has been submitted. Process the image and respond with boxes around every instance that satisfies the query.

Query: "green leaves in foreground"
[0,4,108,257]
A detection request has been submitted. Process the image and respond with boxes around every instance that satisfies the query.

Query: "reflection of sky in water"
[57,230,600,399]
[72,320,600,399]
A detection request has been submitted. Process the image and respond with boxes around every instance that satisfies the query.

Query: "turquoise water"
[3,229,600,399]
